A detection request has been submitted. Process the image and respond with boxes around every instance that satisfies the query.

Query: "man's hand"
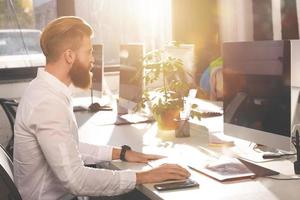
[136,164,191,184]
[112,148,190,184]
[125,150,165,163]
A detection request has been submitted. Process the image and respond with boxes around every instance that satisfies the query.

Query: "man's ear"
[64,49,76,65]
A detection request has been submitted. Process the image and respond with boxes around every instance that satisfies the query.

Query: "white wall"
[218,0,253,42]
[272,0,282,40]
[219,0,300,43]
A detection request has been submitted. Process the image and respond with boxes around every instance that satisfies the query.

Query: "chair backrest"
[0,98,18,159]
[0,144,22,200]
[0,98,18,133]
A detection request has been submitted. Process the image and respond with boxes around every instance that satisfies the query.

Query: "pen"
[262,153,296,159]
[262,154,282,159]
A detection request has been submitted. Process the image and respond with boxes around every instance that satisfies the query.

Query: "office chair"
[0,144,81,200]
[0,144,22,200]
[0,98,18,159]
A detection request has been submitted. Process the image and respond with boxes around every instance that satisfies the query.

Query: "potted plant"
[136,48,192,130]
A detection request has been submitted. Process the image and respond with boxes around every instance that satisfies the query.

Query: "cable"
[237,156,287,164]
[264,176,300,180]
[7,0,33,67]
[251,143,296,161]
[293,130,300,174]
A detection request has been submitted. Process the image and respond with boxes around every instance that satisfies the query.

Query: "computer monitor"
[164,44,195,87]
[118,44,144,114]
[290,40,300,138]
[223,40,295,151]
[91,44,103,97]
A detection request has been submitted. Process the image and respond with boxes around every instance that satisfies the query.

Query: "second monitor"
[223,40,300,152]
[118,44,144,114]
[91,44,103,96]
[116,44,154,125]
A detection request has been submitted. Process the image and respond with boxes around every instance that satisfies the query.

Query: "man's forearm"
[112,147,121,160]
[136,171,150,184]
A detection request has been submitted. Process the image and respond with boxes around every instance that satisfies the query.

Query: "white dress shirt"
[13,69,136,200]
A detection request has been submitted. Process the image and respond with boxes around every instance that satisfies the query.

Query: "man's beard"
[69,58,92,90]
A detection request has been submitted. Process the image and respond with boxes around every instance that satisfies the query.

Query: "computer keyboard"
[114,114,155,125]
[73,105,113,112]
[200,111,223,118]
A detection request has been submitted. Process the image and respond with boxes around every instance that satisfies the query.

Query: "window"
[0,0,56,81]
[0,30,42,56]
[0,0,172,79]
[74,0,172,65]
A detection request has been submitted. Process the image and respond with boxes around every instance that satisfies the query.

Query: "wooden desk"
[76,110,300,200]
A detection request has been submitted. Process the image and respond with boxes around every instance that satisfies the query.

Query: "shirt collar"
[37,68,73,101]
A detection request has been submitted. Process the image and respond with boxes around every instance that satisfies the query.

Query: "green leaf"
[135,44,195,116]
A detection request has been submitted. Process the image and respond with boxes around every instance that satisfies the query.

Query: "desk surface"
[76,105,300,200]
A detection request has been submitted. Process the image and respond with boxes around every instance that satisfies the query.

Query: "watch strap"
[120,145,131,161]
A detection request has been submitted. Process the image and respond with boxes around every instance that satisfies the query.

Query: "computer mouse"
[88,103,113,112]
[88,103,102,112]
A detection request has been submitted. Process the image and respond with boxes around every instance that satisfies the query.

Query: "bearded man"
[13,16,190,200]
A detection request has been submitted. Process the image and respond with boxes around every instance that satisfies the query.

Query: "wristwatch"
[120,145,132,161]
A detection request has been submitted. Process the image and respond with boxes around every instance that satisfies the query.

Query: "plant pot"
[157,129,175,141]
[154,108,180,130]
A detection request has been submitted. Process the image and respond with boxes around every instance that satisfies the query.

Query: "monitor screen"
[291,87,300,142]
[164,44,196,88]
[91,44,103,96]
[223,40,291,151]
[118,44,143,113]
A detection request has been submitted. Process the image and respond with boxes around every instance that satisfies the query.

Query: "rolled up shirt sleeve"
[30,97,136,196]
[79,142,113,164]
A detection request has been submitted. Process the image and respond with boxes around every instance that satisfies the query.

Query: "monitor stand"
[116,105,154,125]
[238,158,280,177]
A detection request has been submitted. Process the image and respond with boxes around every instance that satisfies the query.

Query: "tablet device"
[188,157,255,181]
